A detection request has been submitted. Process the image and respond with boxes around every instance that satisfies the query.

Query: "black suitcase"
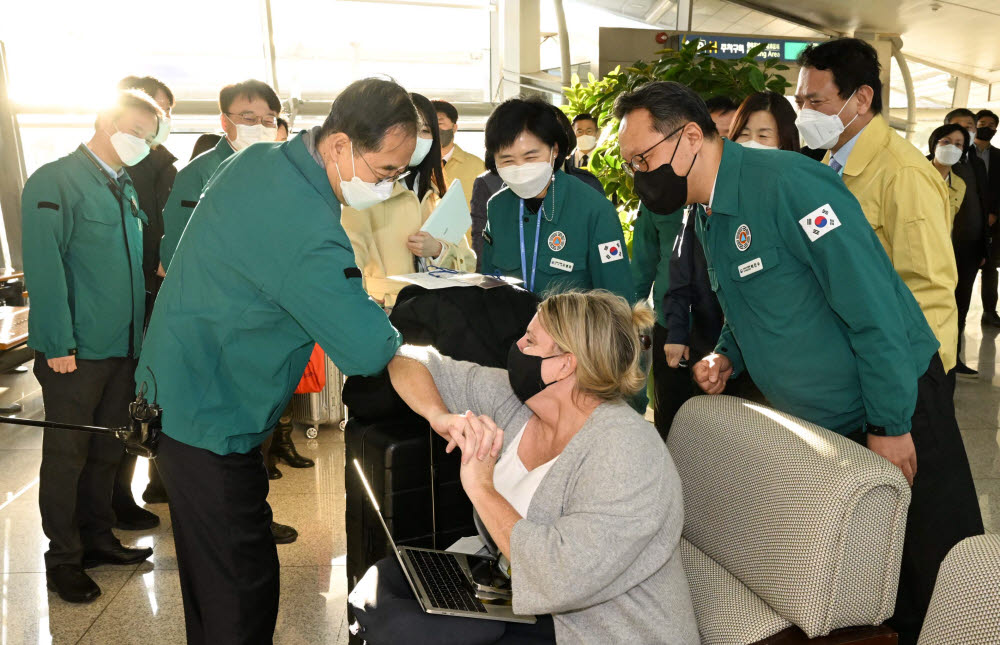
[344,417,474,592]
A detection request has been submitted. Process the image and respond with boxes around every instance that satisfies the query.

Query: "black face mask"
[439,128,455,148]
[506,342,564,404]
[977,126,997,142]
[633,133,698,216]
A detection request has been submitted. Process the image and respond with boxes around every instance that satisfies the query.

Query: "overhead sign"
[681,34,822,62]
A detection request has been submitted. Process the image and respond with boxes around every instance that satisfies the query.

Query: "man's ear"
[855,84,875,117]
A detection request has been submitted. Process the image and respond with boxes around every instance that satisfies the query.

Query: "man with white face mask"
[795,39,959,381]
[159,79,280,270]
[137,77,415,643]
[21,89,164,604]
[566,112,599,172]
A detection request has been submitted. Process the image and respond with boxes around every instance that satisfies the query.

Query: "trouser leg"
[89,358,138,539]
[157,433,279,645]
[651,323,694,441]
[954,241,981,359]
[981,260,998,315]
[35,355,119,569]
[886,354,984,645]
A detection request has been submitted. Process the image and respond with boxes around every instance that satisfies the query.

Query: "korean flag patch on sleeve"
[798,204,841,242]
[599,240,624,263]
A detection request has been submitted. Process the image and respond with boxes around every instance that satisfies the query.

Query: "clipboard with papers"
[420,179,472,245]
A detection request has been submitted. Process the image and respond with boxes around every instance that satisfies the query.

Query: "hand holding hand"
[692,353,732,394]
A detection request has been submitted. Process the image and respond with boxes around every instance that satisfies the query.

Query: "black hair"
[704,96,738,114]
[97,89,164,130]
[798,38,883,115]
[571,112,597,127]
[118,76,175,107]
[550,106,578,154]
[404,93,448,201]
[218,79,281,115]
[945,108,976,125]
[276,117,289,131]
[190,133,222,160]
[928,123,969,156]
[612,81,718,139]
[728,91,800,152]
[976,109,999,126]
[483,97,569,173]
[320,78,418,153]
[432,100,459,124]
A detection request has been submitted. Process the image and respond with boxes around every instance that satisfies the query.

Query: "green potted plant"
[563,39,793,242]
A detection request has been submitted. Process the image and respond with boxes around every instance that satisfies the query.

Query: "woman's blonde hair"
[536,290,655,402]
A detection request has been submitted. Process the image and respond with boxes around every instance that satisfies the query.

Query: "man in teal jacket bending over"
[137,78,416,644]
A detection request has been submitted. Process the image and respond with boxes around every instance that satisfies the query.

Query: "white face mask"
[151,116,171,147]
[935,143,963,167]
[740,139,778,150]
[497,152,555,199]
[576,135,597,152]
[794,89,858,150]
[226,116,278,151]
[109,128,151,166]
[409,137,433,167]
[335,141,395,210]
[967,130,977,145]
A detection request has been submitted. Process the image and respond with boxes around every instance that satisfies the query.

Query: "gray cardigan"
[406,347,699,644]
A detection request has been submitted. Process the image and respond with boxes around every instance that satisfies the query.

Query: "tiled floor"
[0,284,997,644]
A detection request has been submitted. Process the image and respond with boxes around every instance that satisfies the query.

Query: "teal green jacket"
[22,145,146,359]
[697,139,939,436]
[481,171,634,302]
[159,137,234,270]
[631,205,685,327]
[137,133,402,455]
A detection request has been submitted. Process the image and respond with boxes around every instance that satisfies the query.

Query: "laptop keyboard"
[408,550,488,614]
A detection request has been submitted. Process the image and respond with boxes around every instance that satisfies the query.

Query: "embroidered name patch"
[735,224,751,251]
[799,204,841,242]
[550,258,574,272]
[738,257,764,278]
[599,240,624,263]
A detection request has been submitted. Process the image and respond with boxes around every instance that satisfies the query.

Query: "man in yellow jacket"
[795,39,959,376]
[433,100,486,208]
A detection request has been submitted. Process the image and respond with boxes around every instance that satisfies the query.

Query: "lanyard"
[518,200,543,292]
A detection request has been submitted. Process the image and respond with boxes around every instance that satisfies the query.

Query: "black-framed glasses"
[225,112,278,128]
[624,124,685,177]
[357,152,410,186]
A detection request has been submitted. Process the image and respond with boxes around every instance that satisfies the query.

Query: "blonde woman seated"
[341,92,475,308]
[350,291,698,645]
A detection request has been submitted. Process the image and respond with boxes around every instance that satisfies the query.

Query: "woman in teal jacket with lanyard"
[480,98,634,302]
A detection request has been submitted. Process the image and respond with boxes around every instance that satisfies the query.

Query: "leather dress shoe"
[47,564,101,603]
[114,504,160,530]
[271,521,298,544]
[265,452,282,480]
[141,485,169,505]
[83,543,153,569]
[982,311,1000,327]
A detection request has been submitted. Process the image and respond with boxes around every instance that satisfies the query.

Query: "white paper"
[420,179,473,245]
[388,270,523,290]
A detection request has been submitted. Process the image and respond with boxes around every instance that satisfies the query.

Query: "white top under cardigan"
[493,422,558,517]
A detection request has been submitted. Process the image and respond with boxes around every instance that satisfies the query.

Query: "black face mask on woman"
[633,130,697,216]
[506,342,564,404]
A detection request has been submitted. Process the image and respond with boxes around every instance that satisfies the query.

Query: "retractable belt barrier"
[0,384,162,459]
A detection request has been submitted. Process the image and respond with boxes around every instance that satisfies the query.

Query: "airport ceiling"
[584,0,1000,81]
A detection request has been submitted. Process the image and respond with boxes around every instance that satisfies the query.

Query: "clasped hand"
[430,411,504,492]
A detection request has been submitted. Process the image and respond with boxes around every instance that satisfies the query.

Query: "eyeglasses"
[356,151,410,186]
[225,112,278,128]
[624,124,685,177]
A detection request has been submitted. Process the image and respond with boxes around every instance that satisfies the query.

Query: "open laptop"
[352,459,535,624]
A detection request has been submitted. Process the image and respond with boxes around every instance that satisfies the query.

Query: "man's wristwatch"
[865,423,888,437]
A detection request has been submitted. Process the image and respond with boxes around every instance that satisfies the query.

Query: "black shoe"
[46,564,101,603]
[141,486,169,505]
[265,451,282,480]
[82,543,153,569]
[271,521,298,544]
[955,361,979,379]
[114,504,160,530]
[982,312,1000,327]
[272,423,315,469]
